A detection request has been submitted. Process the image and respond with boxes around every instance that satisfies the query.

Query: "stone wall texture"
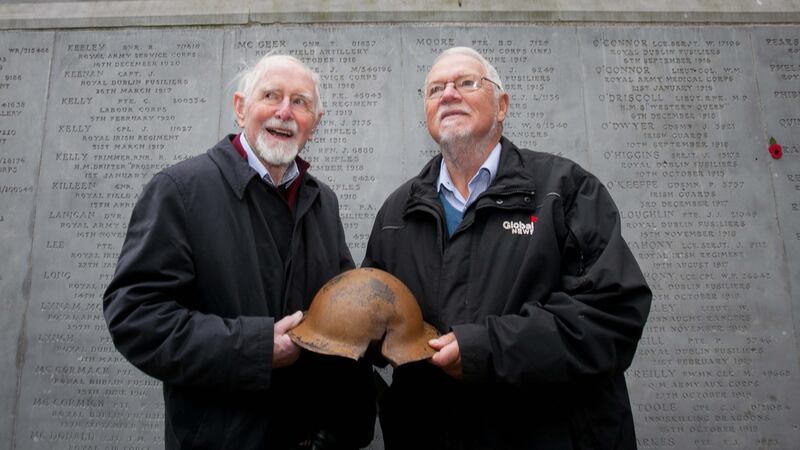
[1,2,799,449]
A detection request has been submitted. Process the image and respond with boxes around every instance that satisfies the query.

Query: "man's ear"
[497,92,509,123]
[233,92,246,128]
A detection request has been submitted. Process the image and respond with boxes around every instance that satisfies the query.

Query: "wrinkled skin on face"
[234,59,322,168]
[424,53,508,149]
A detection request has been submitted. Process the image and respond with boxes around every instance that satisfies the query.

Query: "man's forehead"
[257,62,315,90]
[427,54,486,81]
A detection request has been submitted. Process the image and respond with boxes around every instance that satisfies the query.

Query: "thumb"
[275,310,304,334]
[429,332,454,350]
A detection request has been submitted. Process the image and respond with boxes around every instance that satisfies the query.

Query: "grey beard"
[254,132,299,167]
[440,133,481,169]
[439,120,500,171]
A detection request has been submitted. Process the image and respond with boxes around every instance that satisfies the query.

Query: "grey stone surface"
[0,22,799,450]
[752,26,800,348]
[0,30,54,450]
[2,1,800,29]
[579,25,800,448]
[0,1,249,29]
[12,28,222,449]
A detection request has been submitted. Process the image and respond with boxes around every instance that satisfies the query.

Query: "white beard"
[439,122,473,147]
[439,117,500,170]
[254,119,300,167]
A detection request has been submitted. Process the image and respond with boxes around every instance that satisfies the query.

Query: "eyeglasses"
[421,76,502,100]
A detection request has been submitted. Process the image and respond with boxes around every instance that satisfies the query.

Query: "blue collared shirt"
[240,132,299,187]
[437,142,501,213]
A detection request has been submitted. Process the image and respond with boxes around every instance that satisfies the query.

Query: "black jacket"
[363,137,651,449]
[104,136,375,449]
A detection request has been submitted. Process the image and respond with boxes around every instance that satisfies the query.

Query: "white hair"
[427,46,504,94]
[233,53,323,115]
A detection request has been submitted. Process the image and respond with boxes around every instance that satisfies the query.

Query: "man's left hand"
[429,332,463,379]
[273,310,303,368]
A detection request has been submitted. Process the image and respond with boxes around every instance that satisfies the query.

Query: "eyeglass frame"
[419,76,503,100]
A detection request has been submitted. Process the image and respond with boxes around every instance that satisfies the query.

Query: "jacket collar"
[407,136,537,206]
[208,135,318,211]
[488,136,537,193]
[208,135,259,200]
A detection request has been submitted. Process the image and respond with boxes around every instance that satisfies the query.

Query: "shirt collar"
[240,132,299,187]
[437,141,502,197]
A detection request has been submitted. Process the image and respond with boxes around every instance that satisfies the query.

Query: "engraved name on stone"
[581,27,799,449]
[17,30,222,449]
[0,30,55,448]
[753,28,800,350]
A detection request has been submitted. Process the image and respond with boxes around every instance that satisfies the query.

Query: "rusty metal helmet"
[288,268,439,367]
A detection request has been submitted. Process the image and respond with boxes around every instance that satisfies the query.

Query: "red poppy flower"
[769,137,782,160]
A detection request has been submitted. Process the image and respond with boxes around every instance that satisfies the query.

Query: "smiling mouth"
[266,127,294,139]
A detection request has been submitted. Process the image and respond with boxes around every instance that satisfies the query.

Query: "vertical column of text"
[15,29,223,450]
[0,31,53,449]
[580,26,800,449]
[753,27,800,352]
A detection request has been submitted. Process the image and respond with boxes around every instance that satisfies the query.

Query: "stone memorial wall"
[0,22,798,450]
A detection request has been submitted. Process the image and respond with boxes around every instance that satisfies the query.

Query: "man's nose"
[439,82,462,103]
[274,97,293,120]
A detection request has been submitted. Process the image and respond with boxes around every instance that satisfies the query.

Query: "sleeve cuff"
[236,316,274,390]
[452,323,492,383]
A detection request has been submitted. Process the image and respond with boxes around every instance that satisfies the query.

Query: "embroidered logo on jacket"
[502,216,538,236]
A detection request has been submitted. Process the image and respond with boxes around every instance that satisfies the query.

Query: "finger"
[429,332,455,349]
[278,334,299,353]
[285,310,304,329]
[442,341,459,365]
[274,310,304,334]
[430,340,457,367]
[429,341,463,378]
[430,351,447,367]
[273,335,301,368]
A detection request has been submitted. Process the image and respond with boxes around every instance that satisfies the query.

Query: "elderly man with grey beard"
[362,46,651,449]
[104,54,376,450]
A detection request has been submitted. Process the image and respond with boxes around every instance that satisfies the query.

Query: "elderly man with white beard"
[104,54,376,450]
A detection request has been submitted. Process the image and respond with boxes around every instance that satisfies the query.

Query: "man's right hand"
[272,310,303,368]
